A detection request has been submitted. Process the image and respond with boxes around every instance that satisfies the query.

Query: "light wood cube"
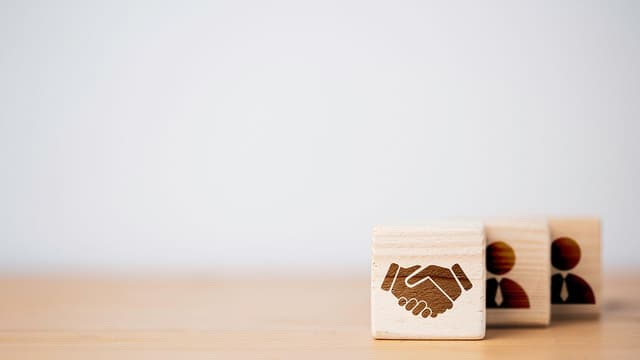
[371,223,486,339]
[484,218,551,326]
[548,217,601,317]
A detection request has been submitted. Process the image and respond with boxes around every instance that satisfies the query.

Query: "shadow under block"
[484,218,550,326]
[371,223,486,339]
[548,217,601,317]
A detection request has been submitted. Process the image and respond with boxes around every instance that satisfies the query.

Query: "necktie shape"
[560,274,569,302]
[495,279,503,307]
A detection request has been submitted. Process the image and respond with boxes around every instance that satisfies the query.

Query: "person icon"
[486,241,530,308]
[551,237,596,304]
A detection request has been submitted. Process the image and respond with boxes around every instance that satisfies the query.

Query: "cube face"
[548,217,601,317]
[484,218,551,326]
[371,223,486,339]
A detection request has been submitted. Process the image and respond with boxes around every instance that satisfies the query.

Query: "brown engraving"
[486,241,515,275]
[551,237,596,304]
[551,237,581,270]
[452,263,473,291]
[381,263,399,291]
[380,263,472,318]
[486,241,530,308]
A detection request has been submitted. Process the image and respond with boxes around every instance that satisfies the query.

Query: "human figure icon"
[486,241,530,308]
[551,237,595,304]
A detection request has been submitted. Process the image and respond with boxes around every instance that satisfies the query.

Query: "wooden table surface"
[1,271,639,359]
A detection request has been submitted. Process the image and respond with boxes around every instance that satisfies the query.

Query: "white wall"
[1,0,639,272]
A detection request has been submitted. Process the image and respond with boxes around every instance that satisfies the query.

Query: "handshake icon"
[381,263,473,318]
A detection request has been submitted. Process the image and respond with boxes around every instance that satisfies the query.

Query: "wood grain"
[484,218,550,326]
[372,223,485,339]
[549,217,601,316]
[0,270,638,359]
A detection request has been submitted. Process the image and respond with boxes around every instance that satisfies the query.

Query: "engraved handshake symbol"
[381,263,473,318]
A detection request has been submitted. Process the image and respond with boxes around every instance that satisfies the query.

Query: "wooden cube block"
[548,217,601,317]
[484,218,550,326]
[371,223,486,339]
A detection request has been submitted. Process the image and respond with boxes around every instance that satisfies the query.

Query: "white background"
[1,0,639,272]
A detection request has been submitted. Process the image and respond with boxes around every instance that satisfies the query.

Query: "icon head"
[486,241,515,275]
[551,237,581,271]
